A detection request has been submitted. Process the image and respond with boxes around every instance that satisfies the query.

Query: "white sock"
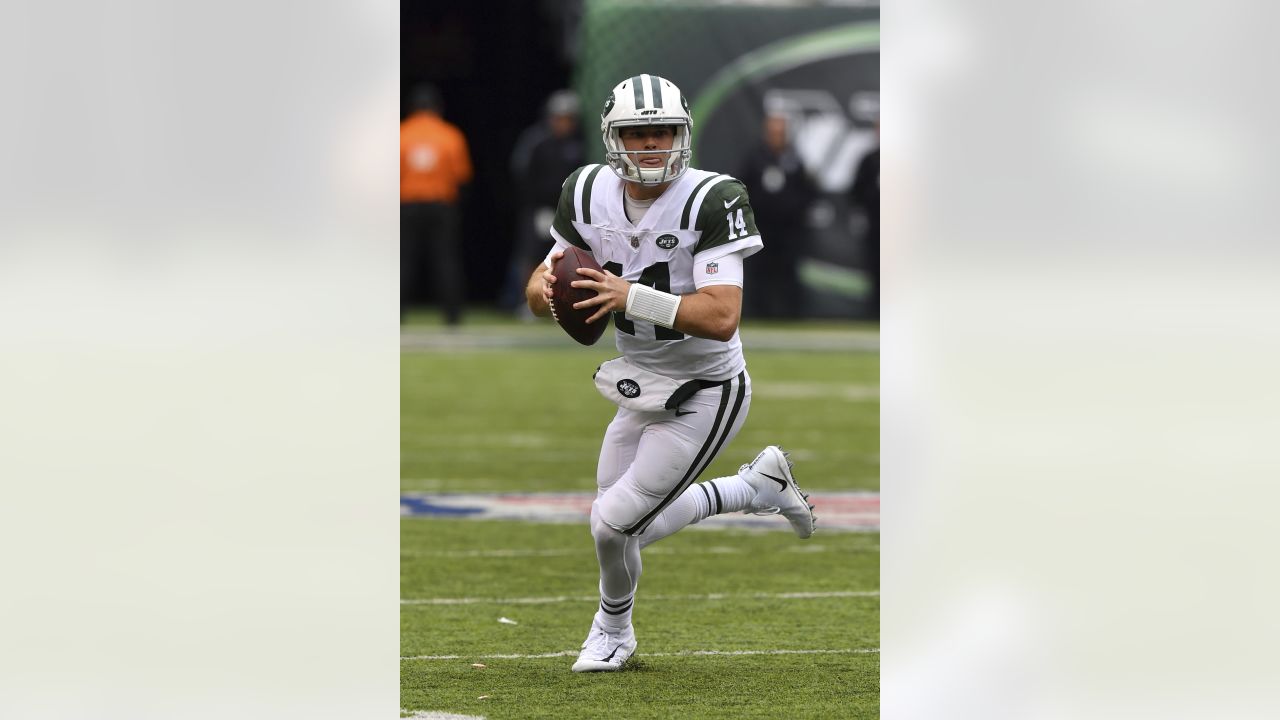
[638,474,756,548]
[696,474,756,515]
[594,586,635,632]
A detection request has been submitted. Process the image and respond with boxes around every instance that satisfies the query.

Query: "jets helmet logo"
[602,93,615,117]
[617,379,641,398]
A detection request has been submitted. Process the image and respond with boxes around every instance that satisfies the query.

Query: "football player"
[524,75,818,673]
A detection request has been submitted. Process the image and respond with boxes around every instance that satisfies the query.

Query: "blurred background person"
[401,83,472,325]
[738,112,816,319]
[501,89,585,315]
[851,119,879,320]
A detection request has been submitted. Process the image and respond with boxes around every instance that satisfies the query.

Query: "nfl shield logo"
[629,235,640,249]
[706,262,719,274]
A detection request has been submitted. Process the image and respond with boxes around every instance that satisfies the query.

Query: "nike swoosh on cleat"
[761,472,788,492]
[723,195,741,209]
[602,646,621,662]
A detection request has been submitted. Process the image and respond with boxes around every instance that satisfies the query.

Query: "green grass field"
[401,318,879,718]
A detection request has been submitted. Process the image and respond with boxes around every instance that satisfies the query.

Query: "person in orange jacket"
[401,84,472,324]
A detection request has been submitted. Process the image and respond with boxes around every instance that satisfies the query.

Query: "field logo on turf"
[401,492,879,531]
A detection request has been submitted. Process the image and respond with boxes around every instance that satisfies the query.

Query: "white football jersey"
[549,164,764,381]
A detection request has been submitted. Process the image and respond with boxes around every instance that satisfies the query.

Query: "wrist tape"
[625,283,681,329]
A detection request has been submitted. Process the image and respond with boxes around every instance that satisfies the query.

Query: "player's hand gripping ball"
[550,247,609,346]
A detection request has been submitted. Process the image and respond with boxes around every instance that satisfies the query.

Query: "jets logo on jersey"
[617,379,641,398]
[656,234,678,249]
[706,262,719,275]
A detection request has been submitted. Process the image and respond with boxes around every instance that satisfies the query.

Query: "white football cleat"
[741,445,817,539]
[570,620,636,672]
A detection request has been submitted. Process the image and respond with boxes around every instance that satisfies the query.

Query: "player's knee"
[593,492,648,538]
[590,509,629,549]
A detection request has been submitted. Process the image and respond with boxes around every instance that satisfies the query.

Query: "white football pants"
[589,371,751,614]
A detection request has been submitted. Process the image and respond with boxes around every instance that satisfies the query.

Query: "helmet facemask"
[603,121,691,186]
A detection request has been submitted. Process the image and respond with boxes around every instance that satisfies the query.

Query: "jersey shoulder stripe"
[699,175,747,209]
[680,173,728,230]
[571,164,603,222]
[694,176,745,230]
[694,176,760,256]
[578,165,605,224]
[552,165,594,250]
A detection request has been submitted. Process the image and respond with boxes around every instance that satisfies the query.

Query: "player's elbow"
[689,288,741,341]
[707,311,739,342]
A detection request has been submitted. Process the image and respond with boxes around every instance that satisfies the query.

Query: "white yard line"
[401,590,878,605]
[402,647,879,661]
[403,543,874,558]
[405,548,584,558]
[401,327,878,353]
[752,382,880,401]
[400,713,486,720]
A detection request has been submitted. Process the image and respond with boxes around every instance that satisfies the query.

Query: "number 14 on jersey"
[725,208,748,240]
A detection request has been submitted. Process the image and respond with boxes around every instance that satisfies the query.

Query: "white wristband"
[625,283,682,329]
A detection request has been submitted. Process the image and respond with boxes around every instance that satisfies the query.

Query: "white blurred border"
[0,2,398,717]
[884,1,1280,717]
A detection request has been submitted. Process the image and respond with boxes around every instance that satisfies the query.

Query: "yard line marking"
[401,590,878,605]
[402,544,874,559]
[405,548,583,558]
[401,648,879,661]
[752,382,879,402]
[400,712,486,720]
[401,327,878,353]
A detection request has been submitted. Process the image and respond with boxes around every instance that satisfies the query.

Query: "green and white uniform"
[549,163,764,381]
[561,76,814,678]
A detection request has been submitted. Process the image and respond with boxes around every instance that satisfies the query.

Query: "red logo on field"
[706,262,719,274]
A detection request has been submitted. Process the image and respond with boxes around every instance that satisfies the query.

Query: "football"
[549,246,609,346]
